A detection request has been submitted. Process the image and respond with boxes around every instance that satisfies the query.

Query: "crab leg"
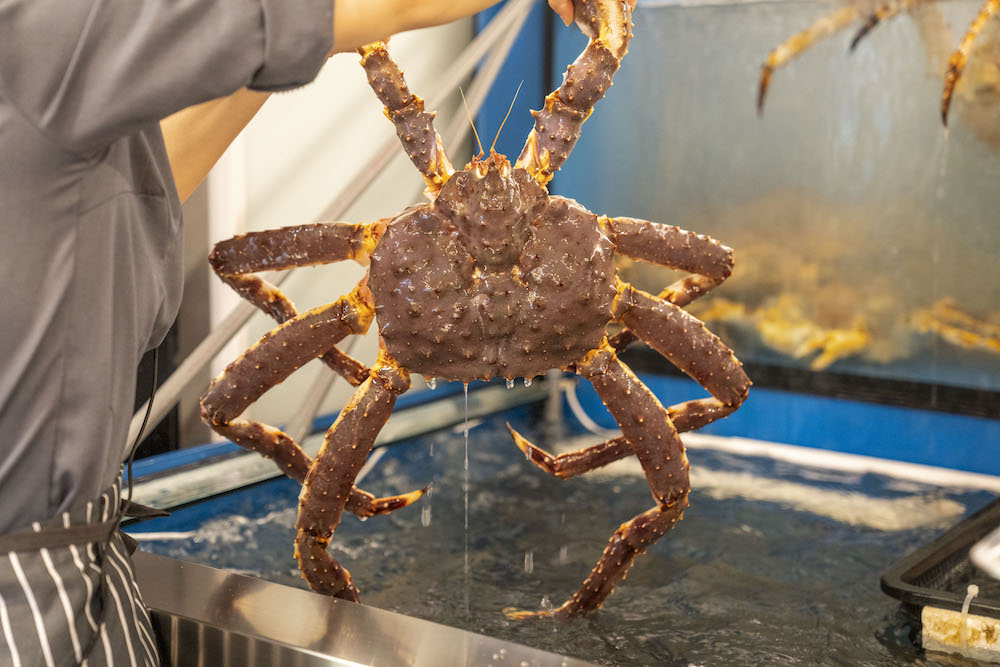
[757,6,865,113]
[848,0,919,52]
[510,280,748,618]
[509,397,736,479]
[943,0,1000,124]
[295,349,411,600]
[603,217,733,352]
[608,275,724,353]
[516,0,632,183]
[509,285,748,617]
[604,217,734,280]
[614,281,752,407]
[210,221,386,385]
[359,42,454,194]
[200,286,424,518]
[506,341,687,619]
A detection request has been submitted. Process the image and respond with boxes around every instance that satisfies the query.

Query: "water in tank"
[553,0,1000,400]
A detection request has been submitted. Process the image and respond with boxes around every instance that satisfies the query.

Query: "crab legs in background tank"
[756,0,1000,130]
[200,0,750,619]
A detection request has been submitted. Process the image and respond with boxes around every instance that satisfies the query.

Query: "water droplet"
[427,377,437,390]
[524,551,534,574]
[421,503,432,527]
[506,378,514,389]
[524,377,532,387]
[540,596,554,613]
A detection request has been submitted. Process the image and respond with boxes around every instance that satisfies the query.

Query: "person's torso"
[0,94,183,532]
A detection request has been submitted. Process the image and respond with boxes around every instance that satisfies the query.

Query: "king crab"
[200,0,750,619]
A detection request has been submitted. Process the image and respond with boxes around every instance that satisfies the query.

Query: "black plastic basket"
[881,497,1000,618]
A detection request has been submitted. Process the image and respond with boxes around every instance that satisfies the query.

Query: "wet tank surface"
[130,397,997,666]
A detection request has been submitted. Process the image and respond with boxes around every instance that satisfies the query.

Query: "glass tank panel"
[551,0,1000,398]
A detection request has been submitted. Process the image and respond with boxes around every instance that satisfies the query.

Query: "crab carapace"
[200,0,750,619]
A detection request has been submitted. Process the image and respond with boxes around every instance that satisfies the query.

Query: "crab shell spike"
[515,0,633,183]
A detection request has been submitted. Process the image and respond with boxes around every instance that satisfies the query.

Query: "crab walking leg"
[614,281,752,408]
[603,217,733,352]
[218,273,369,385]
[509,397,737,479]
[345,486,429,519]
[507,342,688,619]
[206,417,424,517]
[359,42,454,193]
[848,0,920,51]
[295,352,411,600]
[608,275,725,352]
[515,0,632,183]
[199,287,424,518]
[210,221,386,385]
[943,0,1000,125]
[201,285,373,478]
[210,222,384,274]
[604,217,734,280]
[757,6,865,113]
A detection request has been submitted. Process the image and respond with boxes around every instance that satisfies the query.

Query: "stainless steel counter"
[134,550,592,666]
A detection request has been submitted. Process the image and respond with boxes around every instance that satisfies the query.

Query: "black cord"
[125,347,158,506]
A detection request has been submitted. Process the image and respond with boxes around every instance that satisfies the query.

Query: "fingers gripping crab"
[200,0,750,619]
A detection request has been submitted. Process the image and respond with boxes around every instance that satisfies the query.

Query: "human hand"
[548,0,638,27]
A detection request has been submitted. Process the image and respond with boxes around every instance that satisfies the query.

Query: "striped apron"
[0,478,160,666]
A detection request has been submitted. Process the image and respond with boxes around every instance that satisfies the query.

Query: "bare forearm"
[163,0,509,201]
[160,88,270,203]
[331,0,503,53]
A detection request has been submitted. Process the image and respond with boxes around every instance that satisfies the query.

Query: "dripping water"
[506,378,515,389]
[463,382,470,617]
[420,493,432,527]
[936,126,950,200]
[524,550,534,574]
[427,377,437,390]
[524,377,532,387]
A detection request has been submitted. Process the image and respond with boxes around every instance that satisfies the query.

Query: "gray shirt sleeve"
[0,0,333,154]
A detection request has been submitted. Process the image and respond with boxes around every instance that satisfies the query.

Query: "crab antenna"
[460,88,485,159]
[491,81,523,154]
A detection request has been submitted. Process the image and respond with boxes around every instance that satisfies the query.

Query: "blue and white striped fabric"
[0,478,159,666]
